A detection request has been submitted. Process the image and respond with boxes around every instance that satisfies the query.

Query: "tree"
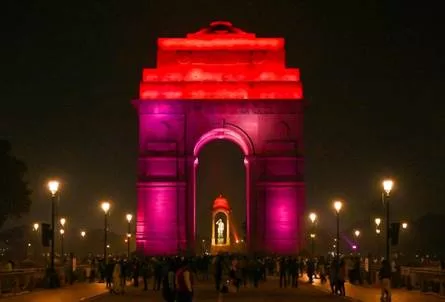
[0,140,32,228]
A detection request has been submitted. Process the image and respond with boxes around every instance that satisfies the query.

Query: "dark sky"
[1,1,444,236]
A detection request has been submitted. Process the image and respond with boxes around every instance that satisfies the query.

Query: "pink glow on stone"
[135,22,304,255]
[193,128,251,156]
[265,186,299,254]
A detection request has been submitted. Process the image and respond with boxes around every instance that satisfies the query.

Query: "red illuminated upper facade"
[139,21,303,100]
[213,194,230,211]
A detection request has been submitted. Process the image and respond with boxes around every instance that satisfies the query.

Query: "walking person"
[337,259,346,296]
[176,259,194,302]
[162,259,176,302]
[379,260,392,302]
[279,257,287,288]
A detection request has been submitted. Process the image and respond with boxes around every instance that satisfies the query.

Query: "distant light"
[60,229,65,235]
[126,214,133,223]
[376,229,381,234]
[402,222,408,229]
[375,218,381,226]
[352,245,357,250]
[60,218,66,226]
[354,230,360,237]
[33,223,39,231]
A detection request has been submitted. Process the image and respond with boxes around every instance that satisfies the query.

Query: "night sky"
[1,1,444,236]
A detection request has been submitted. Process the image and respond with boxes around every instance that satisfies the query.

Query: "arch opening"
[193,129,252,253]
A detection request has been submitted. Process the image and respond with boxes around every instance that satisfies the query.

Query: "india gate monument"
[133,21,304,255]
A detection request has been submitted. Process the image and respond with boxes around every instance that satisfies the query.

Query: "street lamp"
[310,233,316,257]
[376,229,381,234]
[80,231,86,238]
[402,222,408,229]
[47,180,60,287]
[308,212,317,257]
[309,212,317,224]
[126,213,133,258]
[59,229,65,261]
[375,218,381,227]
[33,223,39,231]
[354,230,360,252]
[382,179,394,261]
[333,200,343,261]
[60,218,66,227]
[101,201,111,263]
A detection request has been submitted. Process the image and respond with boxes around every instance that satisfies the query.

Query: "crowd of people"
[80,253,397,301]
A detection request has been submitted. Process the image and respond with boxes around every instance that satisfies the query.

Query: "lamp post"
[47,180,60,285]
[382,179,394,261]
[354,230,360,252]
[308,212,317,257]
[333,200,343,262]
[126,214,132,258]
[310,233,316,256]
[59,218,66,263]
[59,229,65,260]
[375,217,382,257]
[101,201,110,263]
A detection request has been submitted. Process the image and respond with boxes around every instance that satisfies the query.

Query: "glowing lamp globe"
[48,180,60,196]
[126,213,133,223]
[309,212,317,223]
[375,218,381,226]
[101,201,111,213]
[383,179,394,195]
[333,201,343,213]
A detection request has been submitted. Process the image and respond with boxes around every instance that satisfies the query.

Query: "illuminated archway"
[134,22,305,255]
[193,127,252,247]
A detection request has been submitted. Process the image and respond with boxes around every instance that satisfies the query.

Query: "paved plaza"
[2,282,106,302]
[308,276,445,302]
[90,280,351,302]
[3,278,444,302]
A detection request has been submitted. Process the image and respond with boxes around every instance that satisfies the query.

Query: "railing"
[400,266,445,296]
[0,265,89,297]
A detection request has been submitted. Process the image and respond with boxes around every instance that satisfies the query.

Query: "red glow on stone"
[139,21,303,100]
[213,194,230,211]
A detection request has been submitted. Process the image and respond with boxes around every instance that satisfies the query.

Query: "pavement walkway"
[306,276,445,302]
[2,282,107,302]
[91,280,351,302]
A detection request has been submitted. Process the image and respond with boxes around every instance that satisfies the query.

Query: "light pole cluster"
[45,180,134,279]
[101,201,110,263]
[126,213,133,258]
[333,200,343,262]
[47,180,60,287]
[308,212,317,257]
[382,179,394,261]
